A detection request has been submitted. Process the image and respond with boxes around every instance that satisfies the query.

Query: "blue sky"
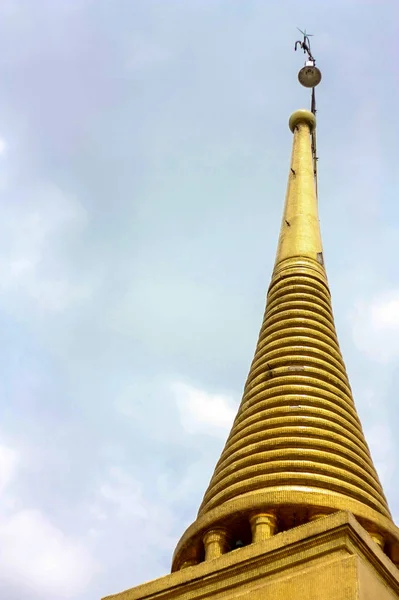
[0,1,398,598]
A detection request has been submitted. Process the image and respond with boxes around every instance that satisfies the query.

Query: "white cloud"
[0,137,7,157]
[365,422,396,491]
[0,182,94,313]
[0,440,98,599]
[352,290,399,362]
[98,467,148,519]
[370,293,399,330]
[172,381,236,435]
[350,294,399,502]
[0,509,98,598]
[90,466,177,583]
[127,34,172,72]
[0,444,18,494]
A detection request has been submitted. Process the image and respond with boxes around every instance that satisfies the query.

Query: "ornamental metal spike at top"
[295,29,322,88]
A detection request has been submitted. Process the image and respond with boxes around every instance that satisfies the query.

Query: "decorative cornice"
[104,512,399,600]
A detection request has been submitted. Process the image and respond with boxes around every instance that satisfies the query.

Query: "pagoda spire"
[274,109,322,270]
[171,107,399,572]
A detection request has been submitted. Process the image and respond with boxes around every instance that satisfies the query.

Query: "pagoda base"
[103,511,399,600]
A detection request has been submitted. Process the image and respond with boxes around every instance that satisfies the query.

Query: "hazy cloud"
[173,381,236,435]
[0,1,398,599]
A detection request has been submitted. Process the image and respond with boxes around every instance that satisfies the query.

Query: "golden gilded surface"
[171,109,399,572]
[104,512,399,600]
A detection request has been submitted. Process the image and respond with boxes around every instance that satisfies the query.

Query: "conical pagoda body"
[171,109,399,571]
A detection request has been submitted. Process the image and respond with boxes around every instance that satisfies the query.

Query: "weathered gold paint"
[103,110,399,599]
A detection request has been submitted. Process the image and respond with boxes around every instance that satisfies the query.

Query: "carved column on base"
[368,531,385,549]
[203,527,230,561]
[249,511,277,543]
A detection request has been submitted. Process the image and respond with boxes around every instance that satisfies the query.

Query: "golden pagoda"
[104,43,399,600]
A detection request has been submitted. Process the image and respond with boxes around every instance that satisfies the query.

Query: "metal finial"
[295,28,322,88]
[294,29,321,197]
[295,28,315,62]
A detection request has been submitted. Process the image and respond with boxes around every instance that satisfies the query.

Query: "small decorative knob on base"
[309,511,329,522]
[180,559,198,570]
